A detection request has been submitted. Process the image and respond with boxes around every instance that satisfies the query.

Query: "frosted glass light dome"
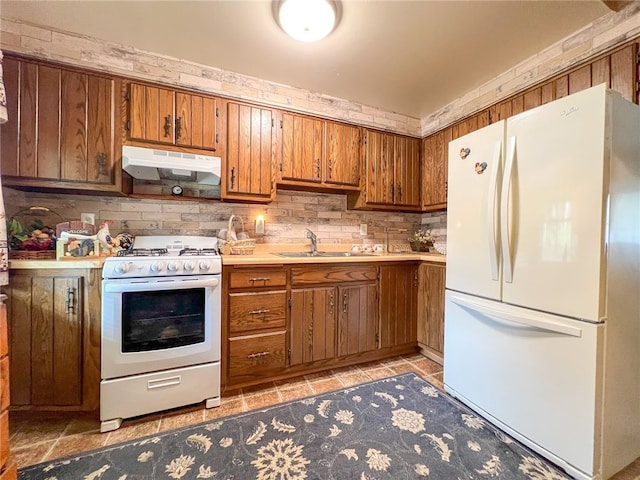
[278,0,337,42]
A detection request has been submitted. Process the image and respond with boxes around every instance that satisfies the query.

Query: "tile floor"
[10,353,640,479]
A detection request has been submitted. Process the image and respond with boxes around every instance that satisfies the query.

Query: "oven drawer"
[229,269,287,289]
[228,331,287,380]
[229,290,287,333]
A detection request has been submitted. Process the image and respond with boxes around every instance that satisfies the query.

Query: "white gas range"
[100,236,222,432]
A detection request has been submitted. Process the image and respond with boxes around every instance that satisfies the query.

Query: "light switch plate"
[81,213,95,225]
[359,223,368,235]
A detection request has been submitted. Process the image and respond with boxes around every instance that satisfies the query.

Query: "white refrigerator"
[443,83,640,480]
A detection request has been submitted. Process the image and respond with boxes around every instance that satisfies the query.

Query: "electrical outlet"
[359,223,368,235]
[81,213,95,225]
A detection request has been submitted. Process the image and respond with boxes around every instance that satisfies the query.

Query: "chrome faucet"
[306,228,318,255]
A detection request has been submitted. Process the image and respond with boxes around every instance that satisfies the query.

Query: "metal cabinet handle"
[329,293,334,316]
[397,183,402,199]
[230,167,236,189]
[247,351,271,359]
[249,309,270,315]
[343,293,348,313]
[316,158,321,179]
[249,277,271,282]
[328,158,333,179]
[163,115,172,138]
[175,116,183,140]
[65,287,75,314]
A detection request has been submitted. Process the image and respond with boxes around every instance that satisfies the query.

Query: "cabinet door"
[337,283,378,356]
[422,128,450,210]
[7,272,83,406]
[129,83,175,144]
[290,287,336,366]
[393,136,421,207]
[175,92,219,151]
[363,130,394,205]
[0,57,118,189]
[225,101,274,201]
[417,263,446,356]
[379,264,418,348]
[325,121,360,187]
[280,112,323,183]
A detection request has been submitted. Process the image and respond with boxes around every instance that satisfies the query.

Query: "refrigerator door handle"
[450,294,583,337]
[501,136,516,283]
[487,139,502,281]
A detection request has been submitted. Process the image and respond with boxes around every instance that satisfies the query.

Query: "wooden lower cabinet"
[0,298,16,480]
[379,263,418,349]
[5,268,101,410]
[224,262,425,390]
[417,262,446,364]
[290,286,336,365]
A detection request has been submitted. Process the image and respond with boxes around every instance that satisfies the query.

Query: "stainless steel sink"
[274,251,376,258]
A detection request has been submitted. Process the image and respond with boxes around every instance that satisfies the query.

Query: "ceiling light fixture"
[277,0,338,43]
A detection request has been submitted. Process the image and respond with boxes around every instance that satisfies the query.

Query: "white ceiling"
[0,1,611,119]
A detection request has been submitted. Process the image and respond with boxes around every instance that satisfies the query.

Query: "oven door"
[101,275,221,379]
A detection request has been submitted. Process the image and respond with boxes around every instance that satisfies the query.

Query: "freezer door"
[501,84,608,322]
[444,291,602,478]
[446,120,505,300]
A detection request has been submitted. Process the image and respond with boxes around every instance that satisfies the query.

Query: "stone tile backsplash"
[3,188,447,246]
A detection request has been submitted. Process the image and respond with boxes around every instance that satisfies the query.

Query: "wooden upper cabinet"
[0,54,122,193]
[350,129,421,210]
[128,83,219,151]
[223,100,275,202]
[421,127,450,211]
[279,112,361,190]
[325,121,360,187]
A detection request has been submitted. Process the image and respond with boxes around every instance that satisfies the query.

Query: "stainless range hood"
[122,145,221,186]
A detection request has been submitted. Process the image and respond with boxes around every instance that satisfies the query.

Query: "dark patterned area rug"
[18,373,570,479]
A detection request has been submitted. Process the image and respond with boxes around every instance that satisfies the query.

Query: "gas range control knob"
[150,261,165,273]
[184,261,196,272]
[199,261,211,271]
[167,261,180,272]
[115,262,131,274]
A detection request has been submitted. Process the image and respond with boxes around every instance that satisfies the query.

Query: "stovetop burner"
[179,248,219,257]
[116,248,169,257]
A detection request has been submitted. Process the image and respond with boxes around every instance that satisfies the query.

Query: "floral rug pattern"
[18,373,570,479]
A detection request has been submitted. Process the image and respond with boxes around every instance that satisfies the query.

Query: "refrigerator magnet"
[475,162,487,174]
[460,147,471,159]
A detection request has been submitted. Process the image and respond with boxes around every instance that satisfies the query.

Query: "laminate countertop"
[8,244,446,269]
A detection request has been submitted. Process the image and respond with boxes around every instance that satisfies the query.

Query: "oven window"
[122,288,205,352]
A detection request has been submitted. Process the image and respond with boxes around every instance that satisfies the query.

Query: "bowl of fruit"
[8,207,60,259]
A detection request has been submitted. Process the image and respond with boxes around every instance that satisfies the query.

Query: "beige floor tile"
[387,362,418,375]
[242,382,277,396]
[204,398,245,420]
[43,431,108,462]
[427,372,444,390]
[12,441,53,469]
[158,408,205,432]
[244,390,282,411]
[278,383,315,402]
[308,377,343,394]
[339,371,372,387]
[104,418,160,446]
[274,375,309,388]
[63,412,100,436]
[363,366,396,380]
[10,413,69,449]
[409,357,443,376]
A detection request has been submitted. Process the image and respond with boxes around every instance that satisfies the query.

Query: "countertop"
[8,244,446,269]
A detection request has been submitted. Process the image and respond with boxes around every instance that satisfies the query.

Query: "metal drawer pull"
[249,309,270,315]
[247,351,271,359]
[249,277,271,282]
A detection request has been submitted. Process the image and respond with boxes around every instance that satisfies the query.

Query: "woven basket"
[10,250,57,260]
[218,215,256,255]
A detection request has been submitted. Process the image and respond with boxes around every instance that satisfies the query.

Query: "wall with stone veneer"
[2,188,446,247]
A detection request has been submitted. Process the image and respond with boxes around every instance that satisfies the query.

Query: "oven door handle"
[104,278,219,293]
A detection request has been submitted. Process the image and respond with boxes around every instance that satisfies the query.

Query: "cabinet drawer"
[291,265,377,285]
[228,331,287,379]
[229,269,287,289]
[229,291,287,333]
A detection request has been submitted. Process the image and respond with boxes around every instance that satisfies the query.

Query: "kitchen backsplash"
[3,188,447,246]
